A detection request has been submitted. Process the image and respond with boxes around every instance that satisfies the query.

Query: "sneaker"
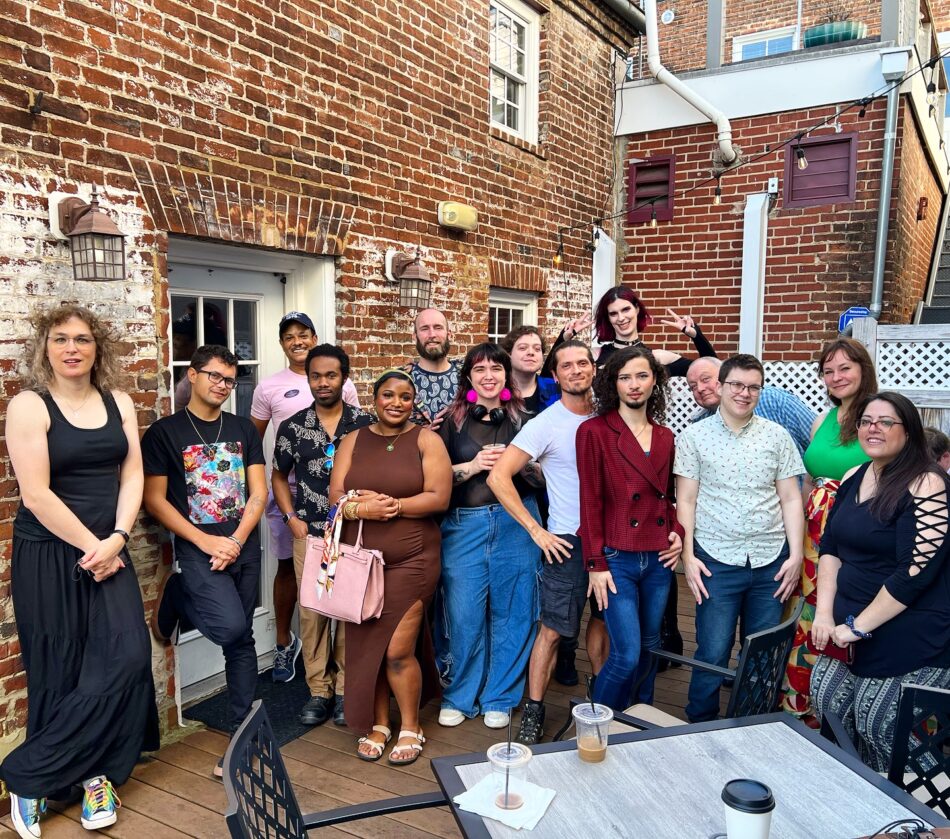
[81,776,120,830]
[150,567,181,644]
[484,711,509,729]
[332,694,346,726]
[438,708,465,727]
[554,652,579,686]
[10,793,46,839]
[299,695,333,726]
[213,757,224,779]
[516,702,545,745]
[272,632,302,683]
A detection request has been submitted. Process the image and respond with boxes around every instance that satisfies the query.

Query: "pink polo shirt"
[250,367,360,430]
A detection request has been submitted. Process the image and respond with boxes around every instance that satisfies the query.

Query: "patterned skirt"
[780,479,840,719]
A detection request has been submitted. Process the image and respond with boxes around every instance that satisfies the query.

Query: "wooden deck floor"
[1,574,704,838]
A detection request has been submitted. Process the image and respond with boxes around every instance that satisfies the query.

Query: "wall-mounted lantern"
[384,248,433,309]
[49,185,126,281]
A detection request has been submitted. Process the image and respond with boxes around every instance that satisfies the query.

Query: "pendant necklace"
[185,408,224,449]
[613,338,644,348]
[378,426,413,452]
[54,388,94,417]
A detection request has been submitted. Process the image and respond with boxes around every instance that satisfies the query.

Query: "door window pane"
[233,300,258,361]
[172,296,198,362]
[201,299,229,347]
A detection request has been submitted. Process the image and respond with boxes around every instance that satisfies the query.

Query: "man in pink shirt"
[251,312,359,683]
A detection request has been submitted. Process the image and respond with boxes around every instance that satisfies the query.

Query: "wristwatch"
[281,511,295,524]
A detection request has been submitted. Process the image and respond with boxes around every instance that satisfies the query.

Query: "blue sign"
[838,306,870,334]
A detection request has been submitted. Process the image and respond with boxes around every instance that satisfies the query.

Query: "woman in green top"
[781,338,877,722]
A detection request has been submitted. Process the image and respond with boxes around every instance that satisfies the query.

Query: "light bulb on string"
[553,239,564,267]
[649,206,657,228]
[927,80,938,107]
[795,146,808,171]
[713,179,722,205]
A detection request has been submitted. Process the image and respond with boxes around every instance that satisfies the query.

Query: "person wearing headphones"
[435,343,542,730]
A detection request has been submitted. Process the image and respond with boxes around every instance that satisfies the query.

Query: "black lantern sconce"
[384,248,433,309]
[49,185,126,281]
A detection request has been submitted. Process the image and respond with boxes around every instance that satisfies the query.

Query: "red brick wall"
[0,0,632,742]
[619,96,939,361]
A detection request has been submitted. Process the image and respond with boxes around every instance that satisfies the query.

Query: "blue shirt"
[692,385,815,457]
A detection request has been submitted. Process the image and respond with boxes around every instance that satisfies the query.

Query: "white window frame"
[489,0,540,144]
[488,288,538,343]
[732,25,798,62]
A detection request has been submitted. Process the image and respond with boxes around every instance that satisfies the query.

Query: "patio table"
[430,713,950,839]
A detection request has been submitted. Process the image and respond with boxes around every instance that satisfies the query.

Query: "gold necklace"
[52,387,94,416]
[375,425,413,452]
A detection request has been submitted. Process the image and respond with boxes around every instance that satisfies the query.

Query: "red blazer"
[576,411,683,572]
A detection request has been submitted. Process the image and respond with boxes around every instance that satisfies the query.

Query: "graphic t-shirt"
[141,409,266,547]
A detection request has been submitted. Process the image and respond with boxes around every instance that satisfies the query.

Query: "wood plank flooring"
[2,573,714,838]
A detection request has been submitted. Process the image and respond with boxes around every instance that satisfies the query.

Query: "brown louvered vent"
[627,154,675,223]
[784,133,858,209]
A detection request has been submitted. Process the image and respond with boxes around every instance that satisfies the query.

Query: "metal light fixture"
[52,185,126,281]
[384,248,433,309]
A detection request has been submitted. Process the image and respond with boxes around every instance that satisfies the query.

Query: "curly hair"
[23,303,122,392]
[594,346,668,423]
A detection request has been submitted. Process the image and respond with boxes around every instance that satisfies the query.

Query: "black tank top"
[14,391,128,542]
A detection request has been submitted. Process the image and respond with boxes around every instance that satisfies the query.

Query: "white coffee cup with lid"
[721,778,775,839]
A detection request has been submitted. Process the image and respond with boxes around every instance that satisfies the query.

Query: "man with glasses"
[674,354,805,722]
[251,312,359,683]
[272,345,373,727]
[143,345,267,777]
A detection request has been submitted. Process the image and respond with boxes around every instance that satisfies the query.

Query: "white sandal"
[388,729,425,766]
[357,725,391,762]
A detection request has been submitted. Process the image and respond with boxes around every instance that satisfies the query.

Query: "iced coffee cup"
[486,742,532,810]
[721,779,775,839]
[571,703,613,763]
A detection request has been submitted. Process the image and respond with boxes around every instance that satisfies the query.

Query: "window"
[627,155,675,224]
[732,26,797,62]
[784,133,858,209]
[489,0,539,143]
[488,289,538,343]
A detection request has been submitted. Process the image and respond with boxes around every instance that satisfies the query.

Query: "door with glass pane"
[167,262,285,698]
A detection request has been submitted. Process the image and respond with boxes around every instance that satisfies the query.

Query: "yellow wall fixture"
[437,201,479,233]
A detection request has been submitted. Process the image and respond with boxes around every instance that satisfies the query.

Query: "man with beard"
[487,341,596,744]
[251,312,359,683]
[272,345,373,727]
[408,308,459,428]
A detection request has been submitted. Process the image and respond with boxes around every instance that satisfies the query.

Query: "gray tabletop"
[440,719,937,839]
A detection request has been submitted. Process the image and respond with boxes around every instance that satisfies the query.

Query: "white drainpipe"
[643,0,738,164]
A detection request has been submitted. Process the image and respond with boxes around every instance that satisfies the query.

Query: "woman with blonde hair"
[0,304,158,838]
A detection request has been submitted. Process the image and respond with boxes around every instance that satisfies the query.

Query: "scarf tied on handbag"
[317,489,358,599]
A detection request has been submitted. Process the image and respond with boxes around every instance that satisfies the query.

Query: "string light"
[713,177,722,205]
[649,205,657,228]
[553,238,564,267]
[795,146,808,170]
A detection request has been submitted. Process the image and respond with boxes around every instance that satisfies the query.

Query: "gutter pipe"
[598,0,646,33]
[868,78,902,320]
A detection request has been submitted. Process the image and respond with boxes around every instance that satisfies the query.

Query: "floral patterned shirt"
[273,402,374,535]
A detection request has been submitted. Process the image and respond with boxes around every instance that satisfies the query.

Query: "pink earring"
[466,389,478,403]
[499,388,512,402]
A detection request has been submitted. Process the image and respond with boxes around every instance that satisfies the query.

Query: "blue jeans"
[592,550,671,711]
[686,541,787,723]
[438,498,541,716]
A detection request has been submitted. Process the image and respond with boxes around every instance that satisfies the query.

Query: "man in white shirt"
[488,340,596,744]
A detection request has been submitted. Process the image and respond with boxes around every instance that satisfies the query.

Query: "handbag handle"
[330,490,367,551]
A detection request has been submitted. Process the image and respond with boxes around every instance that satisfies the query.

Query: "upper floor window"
[732,26,797,62]
[488,288,537,343]
[489,0,539,144]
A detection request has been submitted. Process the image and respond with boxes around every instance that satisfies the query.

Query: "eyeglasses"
[322,441,336,473]
[724,381,763,396]
[857,417,904,431]
[48,335,95,347]
[196,369,238,389]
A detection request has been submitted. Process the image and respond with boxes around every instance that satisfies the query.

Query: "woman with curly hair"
[0,304,158,838]
[576,346,684,710]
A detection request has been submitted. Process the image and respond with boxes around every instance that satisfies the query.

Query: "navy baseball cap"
[279,311,316,337]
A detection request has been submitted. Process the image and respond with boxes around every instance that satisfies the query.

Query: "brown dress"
[341,425,442,732]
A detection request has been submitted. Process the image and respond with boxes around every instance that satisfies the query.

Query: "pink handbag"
[300,496,385,623]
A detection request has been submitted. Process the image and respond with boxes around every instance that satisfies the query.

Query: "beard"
[560,380,592,397]
[416,336,450,362]
[621,396,648,410]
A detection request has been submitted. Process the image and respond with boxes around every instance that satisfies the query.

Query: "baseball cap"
[278,311,316,337]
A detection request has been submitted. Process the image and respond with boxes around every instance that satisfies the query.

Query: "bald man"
[407,308,460,427]
[686,357,815,457]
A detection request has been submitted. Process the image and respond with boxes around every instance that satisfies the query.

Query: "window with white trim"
[488,289,538,344]
[732,26,797,62]
[489,0,539,143]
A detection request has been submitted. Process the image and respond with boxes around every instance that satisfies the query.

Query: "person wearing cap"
[250,312,360,686]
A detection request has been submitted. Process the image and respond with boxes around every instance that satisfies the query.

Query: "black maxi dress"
[0,391,159,800]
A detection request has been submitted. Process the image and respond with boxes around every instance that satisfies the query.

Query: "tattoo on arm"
[453,469,466,484]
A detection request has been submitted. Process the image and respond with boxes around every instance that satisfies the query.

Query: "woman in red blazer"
[576,346,683,711]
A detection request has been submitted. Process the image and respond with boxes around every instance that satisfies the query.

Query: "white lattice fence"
[665,361,829,436]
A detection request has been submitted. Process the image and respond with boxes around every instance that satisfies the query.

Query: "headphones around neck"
[470,404,507,425]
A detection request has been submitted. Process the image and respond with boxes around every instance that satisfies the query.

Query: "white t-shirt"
[250,367,359,429]
[510,400,592,535]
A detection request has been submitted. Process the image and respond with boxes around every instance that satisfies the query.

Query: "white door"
[166,239,335,702]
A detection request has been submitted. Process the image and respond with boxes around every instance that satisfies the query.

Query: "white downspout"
[643,0,738,164]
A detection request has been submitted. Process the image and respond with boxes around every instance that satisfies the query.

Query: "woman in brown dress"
[329,368,452,765]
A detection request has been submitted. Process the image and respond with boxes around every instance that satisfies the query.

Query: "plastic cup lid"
[571,703,614,723]
[487,742,533,768]
[721,779,775,814]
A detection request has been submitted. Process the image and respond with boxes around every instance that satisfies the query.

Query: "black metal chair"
[553,600,804,740]
[223,700,447,838]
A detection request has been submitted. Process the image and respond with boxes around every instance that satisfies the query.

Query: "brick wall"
[0,0,631,743]
[619,96,940,360]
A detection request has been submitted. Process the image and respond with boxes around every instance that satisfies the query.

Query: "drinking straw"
[586,676,605,748]
[504,712,513,807]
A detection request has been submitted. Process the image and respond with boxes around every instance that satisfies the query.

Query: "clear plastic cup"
[572,703,613,762]
[721,779,775,838]
[486,742,532,810]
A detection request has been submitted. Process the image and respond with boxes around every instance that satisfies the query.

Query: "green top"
[802,408,869,481]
